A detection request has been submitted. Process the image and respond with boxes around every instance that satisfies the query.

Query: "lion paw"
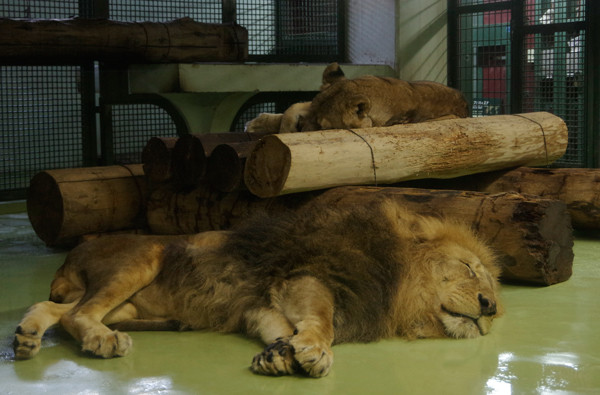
[81,330,132,358]
[13,325,43,360]
[251,338,298,376]
[290,334,333,378]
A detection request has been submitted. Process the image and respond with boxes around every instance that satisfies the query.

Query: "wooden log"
[142,137,178,184]
[309,187,573,285]
[27,165,146,247]
[146,185,314,235]
[207,141,257,192]
[170,134,207,190]
[170,132,269,189]
[0,17,248,64]
[402,167,600,230]
[146,185,573,285]
[244,112,568,198]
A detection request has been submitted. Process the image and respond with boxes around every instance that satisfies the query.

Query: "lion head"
[387,207,503,340]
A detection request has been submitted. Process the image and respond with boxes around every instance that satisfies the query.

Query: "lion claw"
[81,330,132,358]
[251,339,298,376]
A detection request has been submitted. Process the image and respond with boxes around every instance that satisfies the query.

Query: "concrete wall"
[396,0,449,83]
[346,0,449,83]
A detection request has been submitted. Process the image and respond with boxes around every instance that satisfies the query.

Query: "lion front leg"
[279,276,335,378]
[14,301,77,360]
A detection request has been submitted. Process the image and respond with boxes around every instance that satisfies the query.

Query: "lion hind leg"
[279,276,335,378]
[105,303,182,332]
[14,300,78,360]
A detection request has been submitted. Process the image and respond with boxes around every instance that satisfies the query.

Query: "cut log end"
[26,171,64,246]
[244,136,292,198]
[208,144,244,192]
[171,134,207,189]
[142,137,178,184]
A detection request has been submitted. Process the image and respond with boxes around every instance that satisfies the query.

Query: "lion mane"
[14,200,502,377]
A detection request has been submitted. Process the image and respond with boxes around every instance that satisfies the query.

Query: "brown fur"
[302,63,469,131]
[245,102,311,134]
[14,200,502,377]
[244,62,347,134]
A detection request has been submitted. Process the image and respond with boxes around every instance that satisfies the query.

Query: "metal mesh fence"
[457,9,512,117]
[452,0,587,167]
[106,1,223,166]
[110,104,178,164]
[0,2,83,200]
[109,0,222,23]
[0,1,344,200]
[523,1,585,166]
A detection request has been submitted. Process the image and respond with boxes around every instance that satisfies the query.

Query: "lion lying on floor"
[245,63,469,134]
[14,200,502,377]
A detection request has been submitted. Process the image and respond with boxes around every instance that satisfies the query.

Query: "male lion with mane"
[14,200,502,377]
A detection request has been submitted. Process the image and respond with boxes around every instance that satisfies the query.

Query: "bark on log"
[402,167,600,230]
[146,185,313,235]
[0,17,248,64]
[142,137,178,184]
[146,185,573,285]
[171,132,269,189]
[207,141,257,192]
[309,187,573,286]
[27,165,146,247]
[244,112,568,198]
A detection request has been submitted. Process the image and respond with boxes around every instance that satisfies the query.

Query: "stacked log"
[402,167,600,230]
[0,17,248,64]
[207,141,258,192]
[167,132,268,190]
[142,137,178,185]
[27,165,146,247]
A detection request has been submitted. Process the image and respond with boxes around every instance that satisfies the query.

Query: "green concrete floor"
[1,209,599,394]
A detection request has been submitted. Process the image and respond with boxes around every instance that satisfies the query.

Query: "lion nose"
[478,293,497,316]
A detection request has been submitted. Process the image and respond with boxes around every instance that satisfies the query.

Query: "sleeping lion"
[245,63,469,134]
[301,63,469,131]
[14,200,502,377]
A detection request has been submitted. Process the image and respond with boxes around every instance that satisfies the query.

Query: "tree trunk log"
[171,132,268,190]
[0,17,248,64]
[27,165,146,247]
[207,141,257,192]
[402,167,600,230]
[244,112,568,198]
[146,185,314,235]
[309,187,573,285]
[142,137,178,185]
[146,185,573,285]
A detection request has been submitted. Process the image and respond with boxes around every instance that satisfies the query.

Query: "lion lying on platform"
[245,63,469,134]
[14,200,502,377]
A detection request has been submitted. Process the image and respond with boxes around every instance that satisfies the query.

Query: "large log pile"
[26,112,584,286]
[0,17,248,64]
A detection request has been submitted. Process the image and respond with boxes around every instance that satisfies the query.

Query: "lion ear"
[321,62,346,90]
[349,95,371,119]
